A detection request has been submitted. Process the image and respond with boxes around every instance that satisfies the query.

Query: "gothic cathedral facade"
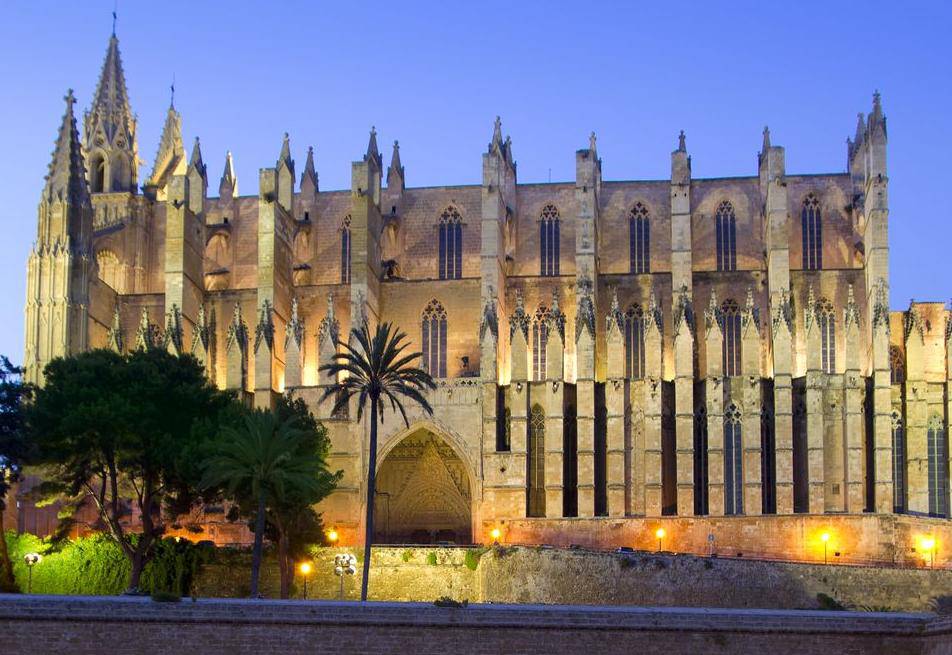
[24,33,952,559]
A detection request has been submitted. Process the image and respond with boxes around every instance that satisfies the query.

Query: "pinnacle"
[677,130,686,152]
[45,89,89,203]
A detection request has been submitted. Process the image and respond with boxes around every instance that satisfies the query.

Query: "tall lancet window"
[540,204,560,277]
[421,300,448,378]
[715,200,737,271]
[624,304,646,380]
[340,215,352,284]
[890,346,905,385]
[892,411,906,513]
[527,404,546,517]
[532,305,550,381]
[724,404,744,515]
[801,194,823,270]
[721,299,742,376]
[438,206,463,280]
[817,298,835,374]
[927,416,949,517]
[629,202,650,274]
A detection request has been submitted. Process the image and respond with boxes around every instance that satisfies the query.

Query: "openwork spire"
[844,284,861,331]
[318,293,339,348]
[44,90,89,206]
[84,33,137,189]
[286,296,304,350]
[606,287,624,335]
[510,290,530,340]
[549,289,566,341]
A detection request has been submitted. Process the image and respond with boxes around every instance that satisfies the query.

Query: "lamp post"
[334,553,357,600]
[23,553,41,594]
[820,532,830,565]
[655,528,665,552]
[299,561,313,599]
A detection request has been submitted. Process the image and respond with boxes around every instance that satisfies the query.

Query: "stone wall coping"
[0,594,940,636]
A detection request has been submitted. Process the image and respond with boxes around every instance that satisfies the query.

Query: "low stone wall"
[496,513,952,566]
[193,546,952,612]
[0,595,948,655]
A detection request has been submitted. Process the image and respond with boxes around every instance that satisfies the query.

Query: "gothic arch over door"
[374,424,474,544]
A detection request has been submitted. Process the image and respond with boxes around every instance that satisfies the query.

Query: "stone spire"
[605,287,624,334]
[677,129,686,153]
[318,293,339,348]
[761,125,771,153]
[276,133,295,211]
[219,151,237,198]
[704,289,720,329]
[365,126,382,168]
[844,284,861,331]
[83,33,137,192]
[490,116,504,154]
[188,137,204,174]
[145,102,184,194]
[549,288,566,341]
[300,146,319,202]
[869,90,886,136]
[278,132,294,172]
[387,140,405,191]
[106,302,123,353]
[286,296,304,350]
[43,90,90,208]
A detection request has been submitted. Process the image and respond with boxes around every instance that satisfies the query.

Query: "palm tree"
[320,320,435,601]
[202,409,326,597]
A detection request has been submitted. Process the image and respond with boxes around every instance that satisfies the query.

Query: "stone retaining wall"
[0,595,949,655]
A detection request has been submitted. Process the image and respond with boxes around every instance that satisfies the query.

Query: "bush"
[426,552,438,566]
[464,547,488,571]
[4,531,209,596]
[401,549,413,563]
[150,590,181,602]
[816,592,846,611]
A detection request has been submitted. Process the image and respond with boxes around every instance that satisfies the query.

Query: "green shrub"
[426,552,438,566]
[401,549,413,563]
[4,531,209,596]
[816,592,846,611]
[150,590,181,602]
[464,547,488,571]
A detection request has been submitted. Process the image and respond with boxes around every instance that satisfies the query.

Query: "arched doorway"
[374,428,472,544]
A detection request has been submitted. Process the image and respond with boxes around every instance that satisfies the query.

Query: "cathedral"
[23,32,952,562]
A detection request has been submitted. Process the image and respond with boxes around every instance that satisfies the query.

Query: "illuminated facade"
[24,33,952,553]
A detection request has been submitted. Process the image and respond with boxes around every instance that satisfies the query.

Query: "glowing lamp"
[655,527,665,552]
[820,532,830,543]
[921,537,936,552]
[327,529,339,543]
[299,562,312,576]
[490,527,501,543]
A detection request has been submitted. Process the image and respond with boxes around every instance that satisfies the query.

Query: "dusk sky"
[1,1,950,362]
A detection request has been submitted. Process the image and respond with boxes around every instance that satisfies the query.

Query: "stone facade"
[22,34,952,552]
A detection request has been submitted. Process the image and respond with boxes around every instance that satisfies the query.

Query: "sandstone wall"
[0,595,948,655]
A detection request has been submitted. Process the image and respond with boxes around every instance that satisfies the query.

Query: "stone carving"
[135,308,159,350]
[106,302,123,353]
[164,304,183,354]
[254,299,274,353]
[904,298,924,343]
[844,284,862,331]
[479,287,498,343]
[226,302,248,353]
[871,278,890,335]
[286,296,304,350]
[509,290,530,340]
[673,285,694,337]
[318,294,339,348]
[605,288,624,336]
[548,289,566,342]
[704,289,721,331]
[645,287,663,336]
[772,288,793,335]
[191,304,213,355]
[575,275,595,343]
[741,287,760,336]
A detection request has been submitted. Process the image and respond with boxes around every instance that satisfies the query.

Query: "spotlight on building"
[326,528,339,544]
[655,528,665,552]
[490,527,501,544]
[919,536,937,569]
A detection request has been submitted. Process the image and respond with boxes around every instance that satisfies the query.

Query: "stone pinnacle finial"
[589,131,597,154]
[762,125,771,152]
[678,130,686,152]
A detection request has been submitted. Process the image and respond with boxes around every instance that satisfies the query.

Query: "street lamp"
[655,528,665,552]
[299,561,313,599]
[23,553,41,594]
[820,532,830,565]
[334,553,357,600]
[490,527,501,545]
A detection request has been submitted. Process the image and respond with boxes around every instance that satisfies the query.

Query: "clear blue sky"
[1,1,949,362]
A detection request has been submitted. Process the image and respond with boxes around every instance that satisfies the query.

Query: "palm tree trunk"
[250,492,266,598]
[360,398,379,602]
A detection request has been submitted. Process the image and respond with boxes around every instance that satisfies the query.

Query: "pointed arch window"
[927,416,948,517]
[528,404,546,517]
[890,346,905,385]
[624,304,646,380]
[532,305,550,381]
[802,194,823,270]
[817,298,835,374]
[724,404,744,515]
[694,405,709,516]
[421,300,447,378]
[340,215,352,284]
[629,202,650,274]
[438,206,463,280]
[715,200,737,272]
[721,299,742,376]
[540,204,560,277]
[892,411,906,513]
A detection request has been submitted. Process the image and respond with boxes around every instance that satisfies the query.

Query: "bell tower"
[24,91,94,384]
